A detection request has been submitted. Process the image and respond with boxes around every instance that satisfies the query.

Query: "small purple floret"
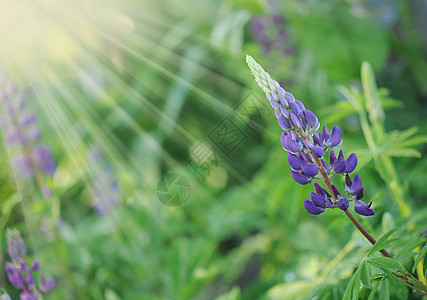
[290,170,310,185]
[354,201,375,216]
[303,199,324,215]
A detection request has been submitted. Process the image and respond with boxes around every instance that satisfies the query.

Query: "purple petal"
[295,100,305,111]
[321,159,329,172]
[26,273,34,285]
[290,170,310,185]
[337,197,349,210]
[289,102,300,115]
[268,94,280,108]
[278,115,291,130]
[329,126,342,147]
[355,188,364,200]
[313,133,322,146]
[322,125,330,142]
[310,191,326,207]
[303,199,324,215]
[289,112,302,128]
[39,274,55,292]
[288,153,302,170]
[33,147,56,176]
[31,259,40,272]
[277,87,288,106]
[20,293,37,300]
[314,182,323,194]
[305,140,324,158]
[330,149,337,165]
[6,266,24,287]
[301,163,319,177]
[333,157,346,173]
[349,174,363,194]
[301,109,318,130]
[279,104,289,118]
[283,135,302,154]
[274,109,281,119]
[355,201,375,216]
[285,92,295,102]
[345,153,358,173]
[18,113,37,127]
[331,185,341,198]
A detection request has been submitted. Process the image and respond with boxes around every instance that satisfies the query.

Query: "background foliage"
[0,0,426,299]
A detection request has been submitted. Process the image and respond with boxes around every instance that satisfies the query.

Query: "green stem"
[310,155,427,295]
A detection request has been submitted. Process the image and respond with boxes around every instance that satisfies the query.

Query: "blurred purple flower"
[88,145,120,215]
[4,229,55,298]
[0,75,56,197]
[251,10,294,56]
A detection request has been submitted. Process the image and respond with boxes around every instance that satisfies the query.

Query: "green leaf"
[383,148,421,158]
[412,243,427,273]
[368,257,403,272]
[360,260,371,288]
[367,229,397,256]
[343,267,361,300]
[378,279,390,300]
[362,61,384,123]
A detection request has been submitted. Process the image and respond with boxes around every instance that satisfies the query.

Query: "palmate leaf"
[367,257,403,273]
[377,127,427,158]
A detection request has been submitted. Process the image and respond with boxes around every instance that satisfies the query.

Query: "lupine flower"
[4,229,55,299]
[251,12,294,55]
[246,55,374,216]
[0,75,55,197]
[87,145,120,215]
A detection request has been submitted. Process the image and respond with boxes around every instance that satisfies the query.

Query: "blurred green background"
[0,0,427,299]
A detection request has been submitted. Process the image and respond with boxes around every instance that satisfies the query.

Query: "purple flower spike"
[290,170,311,185]
[301,163,319,177]
[278,115,291,130]
[337,197,349,210]
[39,275,55,292]
[288,153,303,170]
[303,199,324,215]
[310,191,326,207]
[355,201,375,216]
[345,153,358,173]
